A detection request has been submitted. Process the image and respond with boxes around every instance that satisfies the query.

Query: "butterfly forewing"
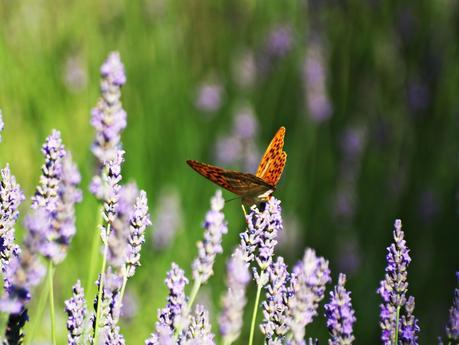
[255,126,287,186]
[186,160,273,196]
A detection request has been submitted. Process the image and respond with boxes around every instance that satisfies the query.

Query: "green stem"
[86,208,103,297]
[26,266,51,345]
[248,282,263,345]
[394,305,401,345]
[93,224,110,345]
[116,274,128,321]
[48,260,56,345]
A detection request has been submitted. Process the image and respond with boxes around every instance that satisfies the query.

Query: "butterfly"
[187,126,287,208]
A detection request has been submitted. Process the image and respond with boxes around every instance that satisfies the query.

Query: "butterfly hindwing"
[255,126,287,186]
[186,160,273,196]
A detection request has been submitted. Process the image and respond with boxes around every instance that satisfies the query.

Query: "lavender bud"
[0,110,4,142]
[399,296,420,344]
[324,274,356,345]
[125,190,151,277]
[183,304,215,345]
[156,263,189,333]
[0,165,25,290]
[192,190,228,283]
[91,52,127,175]
[219,248,250,344]
[377,219,418,345]
[261,256,290,341]
[152,188,183,250]
[445,272,458,341]
[65,280,87,345]
[287,248,331,342]
[31,129,65,212]
[195,83,223,114]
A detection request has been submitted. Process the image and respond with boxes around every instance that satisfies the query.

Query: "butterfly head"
[242,188,274,207]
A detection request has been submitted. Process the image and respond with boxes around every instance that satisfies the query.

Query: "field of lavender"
[0,1,458,344]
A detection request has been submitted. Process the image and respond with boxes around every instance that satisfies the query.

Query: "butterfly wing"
[187,160,273,196]
[255,126,287,186]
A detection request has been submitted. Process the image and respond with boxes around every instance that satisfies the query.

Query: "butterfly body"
[187,127,286,207]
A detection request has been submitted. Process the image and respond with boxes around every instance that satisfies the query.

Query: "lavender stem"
[86,206,104,298]
[93,222,111,344]
[48,260,56,345]
[248,283,263,345]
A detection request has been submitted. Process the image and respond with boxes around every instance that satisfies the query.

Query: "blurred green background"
[0,0,458,343]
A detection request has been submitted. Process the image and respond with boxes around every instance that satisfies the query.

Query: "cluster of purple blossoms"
[125,190,151,277]
[287,248,331,343]
[260,256,290,342]
[149,263,189,341]
[303,37,332,123]
[377,219,419,345]
[324,274,356,345]
[152,188,183,250]
[24,130,82,264]
[219,248,251,344]
[90,51,127,175]
[182,304,215,345]
[215,106,260,172]
[195,82,224,114]
[445,272,459,342]
[239,198,283,286]
[65,280,87,345]
[192,190,228,283]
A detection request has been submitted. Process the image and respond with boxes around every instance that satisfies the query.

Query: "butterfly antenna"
[224,196,241,203]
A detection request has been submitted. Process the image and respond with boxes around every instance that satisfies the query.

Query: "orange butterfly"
[187,126,287,207]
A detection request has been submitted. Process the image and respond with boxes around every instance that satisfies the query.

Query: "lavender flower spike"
[324,273,356,345]
[65,280,87,345]
[156,263,189,334]
[0,165,25,287]
[31,129,66,212]
[445,272,459,341]
[91,52,127,173]
[192,190,228,283]
[125,190,151,277]
[260,256,290,342]
[287,248,331,343]
[183,304,215,345]
[99,150,124,243]
[377,219,419,345]
[219,248,250,344]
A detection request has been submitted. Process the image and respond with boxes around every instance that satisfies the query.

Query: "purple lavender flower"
[195,82,223,113]
[100,315,125,345]
[219,248,250,344]
[399,296,420,344]
[239,197,282,270]
[233,50,256,89]
[287,248,331,342]
[108,183,139,268]
[192,190,228,283]
[145,324,174,345]
[97,150,124,244]
[260,256,290,341]
[445,272,459,341]
[378,219,419,345]
[252,198,283,286]
[90,52,127,175]
[125,190,151,277]
[0,165,25,289]
[324,273,356,345]
[152,188,183,250]
[63,55,88,93]
[303,38,332,123]
[120,290,138,321]
[183,304,215,345]
[266,25,293,58]
[156,263,189,333]
[31,129,65,212]
[65,280,87,345]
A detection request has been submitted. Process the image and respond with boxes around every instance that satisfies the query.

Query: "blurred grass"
[0,0,458,343]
